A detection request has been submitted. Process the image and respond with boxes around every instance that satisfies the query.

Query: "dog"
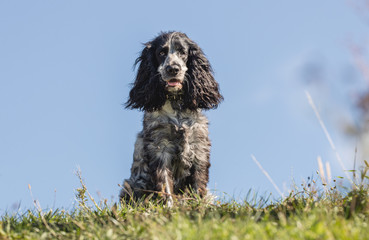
[120,31,223,204]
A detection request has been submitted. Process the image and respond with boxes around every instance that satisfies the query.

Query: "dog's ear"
[125,43,166,112]
[183,40,223,110]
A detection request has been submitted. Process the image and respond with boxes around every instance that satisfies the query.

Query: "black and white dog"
[120,32,223,204]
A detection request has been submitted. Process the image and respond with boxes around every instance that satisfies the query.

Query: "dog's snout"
[165,65,180,76]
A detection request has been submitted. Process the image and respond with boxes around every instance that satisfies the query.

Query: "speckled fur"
[120,101,211,200]
[120,32,222,202]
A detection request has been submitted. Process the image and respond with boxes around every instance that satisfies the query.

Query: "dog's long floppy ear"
[183,39,223,110]
[125,42,166,112]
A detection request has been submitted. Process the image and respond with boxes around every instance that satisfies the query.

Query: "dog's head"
[126,31,223,112]
[156,32,189,92]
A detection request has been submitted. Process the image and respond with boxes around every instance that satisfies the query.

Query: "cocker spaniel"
[120,31,223,205]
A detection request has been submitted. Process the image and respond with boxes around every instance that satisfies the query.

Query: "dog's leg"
[153,166,174,205]
[120,132,152,202]
[164,169,173,207]
[188,160,210,197]
[184,121,211,198]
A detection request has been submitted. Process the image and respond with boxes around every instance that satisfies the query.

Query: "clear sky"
[1,0,367,213]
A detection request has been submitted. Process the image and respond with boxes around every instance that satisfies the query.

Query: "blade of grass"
[305,91,352,182]
[317,156,327,186]
[251,154,284,198]
[326,161,332,184]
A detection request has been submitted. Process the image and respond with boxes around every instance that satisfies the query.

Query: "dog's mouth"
[166,79,183,88]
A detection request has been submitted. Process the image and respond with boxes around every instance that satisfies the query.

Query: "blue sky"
[1,0,367,212]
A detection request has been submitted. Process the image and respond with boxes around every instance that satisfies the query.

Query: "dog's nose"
[165,65,180,76]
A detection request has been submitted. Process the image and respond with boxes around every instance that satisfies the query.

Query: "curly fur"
[120,32,223,203]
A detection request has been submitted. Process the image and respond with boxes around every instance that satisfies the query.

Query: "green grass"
[2,170,369,239]
[1,190,369,240]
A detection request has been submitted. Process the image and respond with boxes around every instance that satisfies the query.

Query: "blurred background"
[1,0,369,213]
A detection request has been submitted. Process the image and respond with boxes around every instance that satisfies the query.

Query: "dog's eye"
[159,51,166,56]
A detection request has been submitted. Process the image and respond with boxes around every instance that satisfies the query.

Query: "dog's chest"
[144,101,208,177]
[147,100,199,128]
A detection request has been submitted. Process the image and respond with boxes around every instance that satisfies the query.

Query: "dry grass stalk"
[251,154,284,198]
[305,91,352,181]
[75,167,102,211]
[317,156,327,186]
[326,161,332,184]
[28,184,57,237]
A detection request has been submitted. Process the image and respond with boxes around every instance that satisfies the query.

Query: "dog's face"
[155,33,189,92]
[126,31,223,112]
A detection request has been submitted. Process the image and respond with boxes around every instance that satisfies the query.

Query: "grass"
[1,167,369,240]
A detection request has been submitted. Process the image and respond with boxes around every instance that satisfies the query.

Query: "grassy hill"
[1,171,369,239]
